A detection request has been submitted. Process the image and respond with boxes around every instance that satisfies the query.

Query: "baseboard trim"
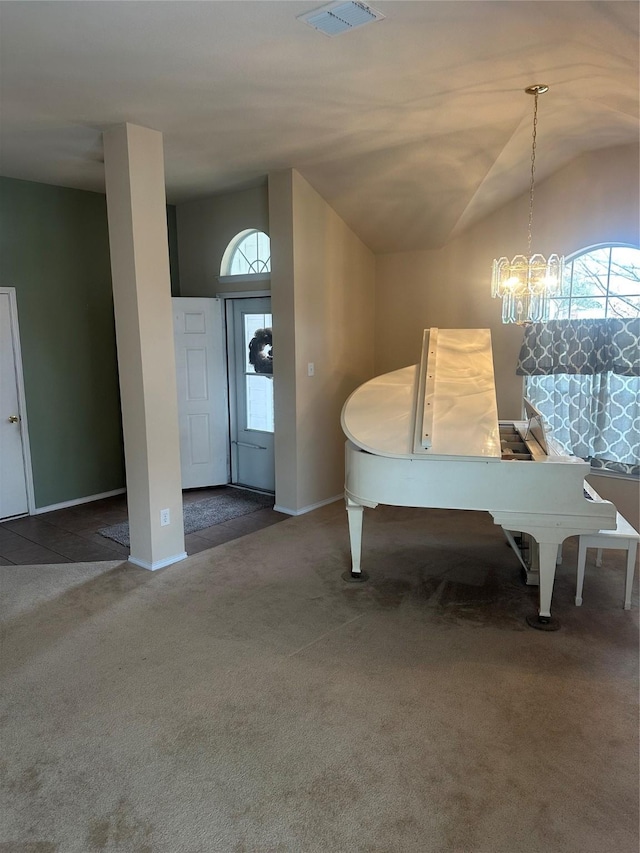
[128,552,188,572]
[34,488,126,515]
[274,494,343,517]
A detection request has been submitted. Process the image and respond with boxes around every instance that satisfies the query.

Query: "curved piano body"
[341,329,616,627]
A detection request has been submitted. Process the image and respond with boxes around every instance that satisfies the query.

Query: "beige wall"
[269,169,376,514]
[375,142,639,524]
[268,171,298,510]
[176,183,269,296]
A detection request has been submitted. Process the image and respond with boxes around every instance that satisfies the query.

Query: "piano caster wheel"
[526,613,560,631]
[342,570,369,583]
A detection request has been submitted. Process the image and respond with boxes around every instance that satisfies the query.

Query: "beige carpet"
[1,502,638,853]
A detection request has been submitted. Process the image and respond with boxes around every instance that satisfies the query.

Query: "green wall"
[0,177,125,508]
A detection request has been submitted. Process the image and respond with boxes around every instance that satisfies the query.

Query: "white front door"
[228,297,275,493]
[172,297,229,489]
[0,289,32,519]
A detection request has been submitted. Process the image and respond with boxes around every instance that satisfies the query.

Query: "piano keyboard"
[499,423,532,461]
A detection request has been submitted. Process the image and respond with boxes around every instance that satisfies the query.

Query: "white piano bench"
[566,512,639,610]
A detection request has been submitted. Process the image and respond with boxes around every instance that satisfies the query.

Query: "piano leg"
[525,540,561,631]
[343,498,369,582]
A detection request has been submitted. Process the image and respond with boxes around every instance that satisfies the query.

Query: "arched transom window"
[221,229,270,276]
[548,244,640,319]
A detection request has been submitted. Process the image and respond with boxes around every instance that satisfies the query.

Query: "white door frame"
[0,287,35,516]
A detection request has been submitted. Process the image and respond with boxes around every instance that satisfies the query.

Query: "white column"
[103,123,186,570]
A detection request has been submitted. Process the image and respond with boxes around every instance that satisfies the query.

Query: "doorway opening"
[0,287,35,521]
[173,229,275,496]
[172,292,275,496]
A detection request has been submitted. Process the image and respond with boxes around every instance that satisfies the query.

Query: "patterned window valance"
[517,319,640,377]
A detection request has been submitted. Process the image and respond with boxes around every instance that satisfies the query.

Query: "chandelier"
[491,85,564,324]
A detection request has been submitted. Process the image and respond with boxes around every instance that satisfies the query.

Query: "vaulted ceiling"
[0,1,637,253]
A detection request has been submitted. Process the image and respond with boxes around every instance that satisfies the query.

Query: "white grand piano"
[340,328,617,629]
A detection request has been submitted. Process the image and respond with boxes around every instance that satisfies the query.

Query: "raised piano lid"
[341,328,502,461]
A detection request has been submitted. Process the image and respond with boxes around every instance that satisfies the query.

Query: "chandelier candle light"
[491,85,564,324]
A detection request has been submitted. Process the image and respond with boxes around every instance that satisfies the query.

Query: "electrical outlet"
[308,362,315,376]
[160,508,170,526]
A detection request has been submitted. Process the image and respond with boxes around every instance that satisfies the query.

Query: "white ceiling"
[0,1,638,253]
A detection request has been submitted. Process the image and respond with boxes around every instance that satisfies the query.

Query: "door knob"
[8,415,19,423]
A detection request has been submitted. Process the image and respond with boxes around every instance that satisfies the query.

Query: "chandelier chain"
[527,91,539,257]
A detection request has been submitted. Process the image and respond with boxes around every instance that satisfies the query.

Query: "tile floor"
[0,487,286,566]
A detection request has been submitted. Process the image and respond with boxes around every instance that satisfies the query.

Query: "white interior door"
[0,289,32,519]
[172,297,229,489]
[228,297,274,493]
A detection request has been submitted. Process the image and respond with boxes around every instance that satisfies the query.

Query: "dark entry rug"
[98,488,274,547]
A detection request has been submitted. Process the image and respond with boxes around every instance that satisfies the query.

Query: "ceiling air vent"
[298,1,385,36]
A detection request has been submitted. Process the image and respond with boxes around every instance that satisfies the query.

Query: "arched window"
[221,229,270,276]
[522,244,639,477]
[548,244,640,320]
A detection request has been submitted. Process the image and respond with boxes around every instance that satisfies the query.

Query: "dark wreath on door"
[248,327,273,375]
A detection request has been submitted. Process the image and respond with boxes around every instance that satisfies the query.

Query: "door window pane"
[245,375,274,432]
[244,313,273,432]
